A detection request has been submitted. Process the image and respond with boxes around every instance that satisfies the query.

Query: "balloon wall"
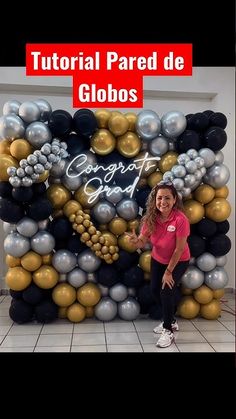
[0,100,231,323]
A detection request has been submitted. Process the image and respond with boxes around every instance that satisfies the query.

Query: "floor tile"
[1,335,38,347]
[41,324,73,334]
[104,322,135,332]
[37,334,72,346]
[106,332,139,345]
[107,344,143,352]
[0,347,34,352]
[200,330,235,343]
[218,321,235,334]
[73,323,104,333]
[174,331,206,343]
[72,333,105,345]
[176,343,215,352]
[210,342,235,352]
[34,346,70,352]
[0,325,12,335]
[138,332,157,344]
[142,344,179,352]
[191,320,226,331]
[8,325,42,335]
[71,345,107,352]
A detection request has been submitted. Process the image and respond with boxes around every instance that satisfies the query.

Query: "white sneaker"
[153,320,179,334]
[156,329,174,348]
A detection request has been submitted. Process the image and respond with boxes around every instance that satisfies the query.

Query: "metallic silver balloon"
[105,186,123,204]
[196,252,216,272]
[172,177,184,191]
[177,153,190,165]
[3,222,16,235]
[148,135,169,156]
[198,148,215,168]
[52,249,77,274]
[215,255,227,267]
[0,114,25,141]
[194,157,205,169]
[98,284,109,296]
[109,283,128,302]
[94,297,117,321]
[34,99,52,122]
[26,121,52,148]
[200,167,207,176]
[204,267,229,289]
[118,297,140,320]
[67,268,87,288]
[181,187,191,198]
[186,148,198,159]
[50,158,68,177]
[19,101,40,123]
[48,176,62,184]
[161,111,187,138]
[136,110,161,141]
[163,171,174,182]
[172,164,186,178]
[77,249,101,273]
[203,163,230,188]
[16,217,38,238]
[3,100,21,115]
[185,160,198,174]
[92,200,116,224]
[194,169,203,181]
[62,171,83,191]
[4,232,30,257]
[214,150,224,165]
[181,266,204,289]
[116,198,139,221]
[38,219,49,230]
[31,230,55,255]
[184,174,196,188]
[87,272,98,283]
[9,176,21,187]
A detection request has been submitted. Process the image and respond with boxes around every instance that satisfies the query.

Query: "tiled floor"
[0,292,234,352]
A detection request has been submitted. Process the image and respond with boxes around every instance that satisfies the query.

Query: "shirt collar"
[157,209,176,224]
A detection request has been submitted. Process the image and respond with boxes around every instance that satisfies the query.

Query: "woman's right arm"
[125,230,148,249]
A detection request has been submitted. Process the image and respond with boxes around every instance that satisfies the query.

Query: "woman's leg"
[150,258,166,309]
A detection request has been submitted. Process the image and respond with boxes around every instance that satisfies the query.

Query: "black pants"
[150,258,189,332]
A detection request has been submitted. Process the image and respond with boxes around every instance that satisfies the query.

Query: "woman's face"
[156,188,176,215]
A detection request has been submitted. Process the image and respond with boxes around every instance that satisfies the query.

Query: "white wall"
[0,67,235,289]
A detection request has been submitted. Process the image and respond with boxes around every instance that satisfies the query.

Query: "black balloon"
[209,112,227,129]
[114,250,139,271]
[0,182,12,198]
[135,187,151,209]
[216,220,230,234]
[196,218,217,238]
[188,234,206,257]
[49,217,73,240]
[97,264,118,287]
[12,186,34,202]
[188,112,209,131]
[204,126,227,151]
[73,109,98,137]
[35,300,58,323]
[122,266,144,288]
[23,284,44,305]
[32,182,47,196]
[67,235,86,254]
[65,133,90,156]
[203,110,214,118]
[9,299,34,323]
[177,130,201,152]
[10,289,23,300]
[0,197,24,223]
[48,109,72,137]
[207,234,231,256]
[26,197,53,221]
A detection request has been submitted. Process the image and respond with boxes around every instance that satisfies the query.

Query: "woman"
[126,182,190,348]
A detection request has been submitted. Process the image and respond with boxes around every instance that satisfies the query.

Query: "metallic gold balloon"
[183,199,205,224]
[214,185,229,198]
[91,129,116,155]
[42,253,53,265]
[6,254,21,268]
[181,287,193,296]
[85,306,94,318]
[183,193,193,201]
[102,231,118,246]
[74,185,99,208]
[205,198,231,222]
[0,154,18,181]
[77,283,101,306]
[10,139,33,160]
[95,109,111,128]
[67,303,86,323]
[177,296,200,319]
[200,298,221,319]
[116,132,141,158]
[127,218,141,232]
[47,184,71,209]
[139,250,151,273]
[118,233,137,253]
[109,217,127,235]
[35,170,49,183]
[99,224,108,231]
[147,171,163,188]
[212,288,225,299]
[63,200,82,217]
[158,152,178,173]
[125,112,137,131]
[0,139,11,155]
[108,113,129,136]
[6,267,32,291]
[193,285,213,304]
[135,151,159,177]
[21,251,42,271]
[194,184,215,204]
[33,265,59,289]
[52,283,77,307]
[58,306,68,319]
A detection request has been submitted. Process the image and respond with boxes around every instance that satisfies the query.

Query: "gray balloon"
[127,287,136,297]
[34,99,52,122]
[184,174,196,188]
[109,283,128,302]
[181,266,204,289]
[214,150,224,165]
[172,164,186,178]
[177,153,190,165]
[94,297,117,321]
[92,200,116,224]
[118,297,140,320]
[31,230,55,255]
[19,101,40,123]
[4,232,30,257]
[16,217,38,238]
[77,249,101,273]
[3,100,21,115]
[163,171,174,182]
[50,158,68,177]
[105,187,123,204]
[48,176,62,184]
[196,252,216,272]
[98,284,109,296]
[116,198,139,221]
[198,148,215,168]
[26,121,52,148]
[215,255,227,267]
[3,222,16,234]
[67,268,87,288]
[185,160,198,174]
[62,171,83,191]
[136,110,161,141]
[172,177,184,191]
[186,148,198,159]
[161,111,187,138]
[203,163,230,188]
[148,135,169,156]
[194,156,205,169]
[0,114,25,141]
[52,249,77,274]
[204,267,229,289]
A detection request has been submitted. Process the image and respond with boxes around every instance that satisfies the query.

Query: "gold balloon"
[35,170,49,183]
[127,218,141,232]
[47,184,71,209]
[118,233,137,253]
[10,139,33,160]
[139,250,151,273]
[200,299,221,319]
[135,151,159,177]
[58,307,68,319]
[205,198,231,222]
[158,152,178,173]
[214,185,229,198]
[0,139,11,155]
[42,253,53,265]
[74,185,99,208]
[109,217,127,235]
[212,289,225,299]
[194,184,215,204]
[117,132,141,158]
[181,287,193,296]
[91,129,116,155]
[99,223,108,231]
[0,154,18,181]
[77,283,101,307]
[5,254,21,268]
[67,303,86,323]
[21,251,42,271]
[52,283,77,307]
[177,296,200,319]
[85,306,94,318]
[125,112,137,131]
[147,171,163,188]
[183,199,204,224]
[108,113,129,136]
[33,265,59,289]
[102,231,118,246]
[95,109,111,128]
[183,193,193,201]
[63,200,82,217]
[6,267,32,291]
[193,285,213,304]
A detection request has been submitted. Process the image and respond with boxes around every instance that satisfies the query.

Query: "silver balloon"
[215,255,227,267]
[31,230,55,255]
[3,222,16,235]
[94,297,117,321]
[185,160,198,174]
[186,148,198,160]
[214,150,224,165]
[177,153,190,165]
[71,151,97,174]
[16,217,38,238]
[181,266,204,289]
[200,167,207,176]
[92,200,116,224]
[198,148,216,168]
[4,232,30,257]
[196,252,216,272]
[203,163,230,188]
[172,164,186,178]
[109,283,128,302]
[161,111,187,138]
[52,249,77,274]
[19,101,40,123]
[136,110,161,141]
[181,187,191,198]
[62,171,83,191]
[118,297,140,320]
[34,99,52,122]
[9,176,21,187]
[163,171,174,182]
[184,174,196,188]
[48,176,62,184]
[38,219,49,230]
[168,139,176,151]
[3,100,21,115]
[204,267,229,289]
[0,114,25,141]
[26,121,52,148]
[87,272,98,283]
[148,135,169,156]
[50,158,67,177]
[127,287,136,297]
[172,177,184,191]
[116,198,139,221]
[105,187,123,204]
[194,157,205,169]
[77,249,101,273]
[98,284,109,296]
[67,268,87,288]
[194,169,203,181]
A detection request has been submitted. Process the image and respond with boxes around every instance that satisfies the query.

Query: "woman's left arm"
[162,236,187,289]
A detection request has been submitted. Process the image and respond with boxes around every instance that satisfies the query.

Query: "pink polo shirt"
[141,209,190,264]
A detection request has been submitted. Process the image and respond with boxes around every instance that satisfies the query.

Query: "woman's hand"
[125,229,139,245]
[162,272,175,289]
